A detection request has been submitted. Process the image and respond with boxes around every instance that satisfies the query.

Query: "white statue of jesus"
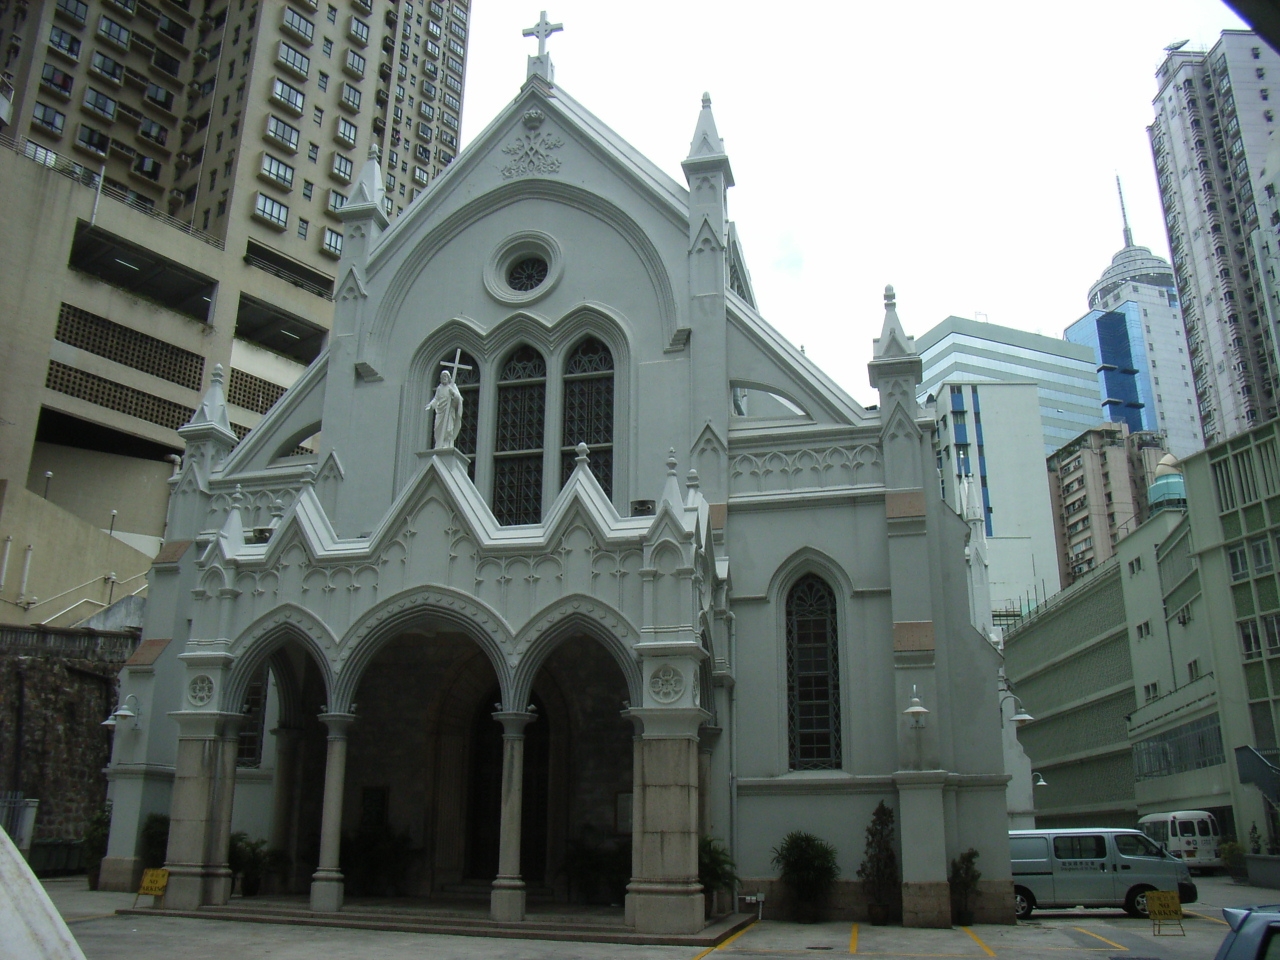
[425,370,464,450]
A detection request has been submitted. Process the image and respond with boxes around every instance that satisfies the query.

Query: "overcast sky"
[457,1,1251,405]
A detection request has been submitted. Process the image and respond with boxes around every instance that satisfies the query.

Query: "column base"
[163,864,205,910]
[203,866,233,906]
[310,869,345,912]
[902,881,951,928]
[490,877,526,921]
[98,856,143,893]
[628,881,705,934]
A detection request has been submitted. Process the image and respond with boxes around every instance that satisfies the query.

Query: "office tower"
[0,0,468,267]
[1046,422,1168,586]
[917,316,1103,454]
[930,380,1063,621]
[1150,30,1280,445]
[1065,181,1204,460]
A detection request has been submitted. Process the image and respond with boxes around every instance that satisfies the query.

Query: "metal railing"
[243,253,335,300]
[0,132,225,249]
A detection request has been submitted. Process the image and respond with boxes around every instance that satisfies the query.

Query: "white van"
[1010,828,1196,920]
[1137,810,1222,871]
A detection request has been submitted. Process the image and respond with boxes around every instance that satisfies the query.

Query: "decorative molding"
[187,675,215,706]
[729,445,882,497]
[500,130,564,179]
[649,664,684,703]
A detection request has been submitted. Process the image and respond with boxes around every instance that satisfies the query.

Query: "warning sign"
[1147,890,1185,936]
[138,868,169,897]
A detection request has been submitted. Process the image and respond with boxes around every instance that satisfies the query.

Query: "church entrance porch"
[335,627,635,920]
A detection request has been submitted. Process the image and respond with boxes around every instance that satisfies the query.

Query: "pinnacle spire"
[1116,175,1133,248]
[872,285,916,360]
[186,364,234,434]
[686,92,727,162]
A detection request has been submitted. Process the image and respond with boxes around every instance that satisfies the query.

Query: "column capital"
[169,710,244,739]
[628,706,708,739]
[491,710,536,738]
[317,712,357,738]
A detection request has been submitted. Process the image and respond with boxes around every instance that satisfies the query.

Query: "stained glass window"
[494,345,545,525]
[439,348,479,478]
[507,256,548,292]
[561,337,614,498]
[786,574,841,770]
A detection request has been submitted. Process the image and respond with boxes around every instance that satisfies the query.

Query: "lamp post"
[101,694,142,730]
[999,693,1035,726]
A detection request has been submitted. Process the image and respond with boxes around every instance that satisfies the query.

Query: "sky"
[457,1,1251,405]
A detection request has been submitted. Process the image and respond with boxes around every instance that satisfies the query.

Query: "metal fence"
[0,792,40,855]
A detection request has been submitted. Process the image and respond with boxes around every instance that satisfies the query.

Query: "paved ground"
[48,874,1280,959]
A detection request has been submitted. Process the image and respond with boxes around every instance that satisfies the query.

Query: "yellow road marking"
[65,914,121,924]
[1072,927,1126,950]
[1185,909,1229,925]
[961,927,995,958]
[695,921,758,957]
[850,923,858,954]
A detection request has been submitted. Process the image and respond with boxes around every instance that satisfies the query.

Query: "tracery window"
[560,337,614,498]
[493,345,546,525]
[439,348,479,479]
[786,574,841,770]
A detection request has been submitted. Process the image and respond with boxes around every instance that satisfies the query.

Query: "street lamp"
[903,685,929,729]
[1000,694,1034,726]
[102,694,142,729]
[1032,772,1049,787]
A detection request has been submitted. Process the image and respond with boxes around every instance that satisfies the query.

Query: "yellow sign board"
[1145,890,1182,920]
[138,868,169,897]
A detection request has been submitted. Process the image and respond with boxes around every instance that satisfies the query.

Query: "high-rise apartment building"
[917,316,1103,454]
[1150,30,1280,446]
[0,0,470,623]
[0,0,468,271]
[1065,184,1204,460]
[1046,422,1168,586]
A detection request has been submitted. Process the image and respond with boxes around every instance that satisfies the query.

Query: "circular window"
[483,231,563,306]
[507,256,549,292]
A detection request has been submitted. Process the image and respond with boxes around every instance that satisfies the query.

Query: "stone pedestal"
[98,856,142,893]
[894,770,949,928]
[163,712,241,910]
[489,711,534,922]
[310,713,355,913]
[626,708,706,935]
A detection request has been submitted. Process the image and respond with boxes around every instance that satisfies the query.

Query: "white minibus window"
[1178,821,1196,837]
[1197,821,1211,836]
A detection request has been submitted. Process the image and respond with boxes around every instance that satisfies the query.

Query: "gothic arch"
[333,584,515,710]
[223,604,341,717]
[365,179,679,361]
[395,307,635,503]
[508,594,642,708]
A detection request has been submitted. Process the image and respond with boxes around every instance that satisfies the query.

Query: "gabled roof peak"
[180,363,236,443]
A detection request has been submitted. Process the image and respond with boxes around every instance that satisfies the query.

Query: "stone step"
[115,906,754,947]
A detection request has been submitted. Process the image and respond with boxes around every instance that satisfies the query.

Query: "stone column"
[894,771,950,928]
[627,706,706,935]
[204,715,242,905]
[490,710,536,922]
[164,711,240,910]
[624,715,645,928]
[697,726,721,835]
[269,727,302,891]
[310,713,356,912]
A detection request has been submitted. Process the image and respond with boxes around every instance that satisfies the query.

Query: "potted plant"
[771,830,840,923]
[949,848,982,926]
[699,836,740,918]
[1222,840,1248,883]
[140,813,170,869]
[229,832,286,897]
[857,801,899,925]
[83,801,112,891]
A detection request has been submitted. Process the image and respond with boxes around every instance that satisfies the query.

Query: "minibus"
[1137,810,1222,871]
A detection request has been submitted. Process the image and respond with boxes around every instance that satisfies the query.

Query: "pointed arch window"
[786,573,841,770]
[561,336,613,498]
[493,345,546,525]
[439,348,479,479]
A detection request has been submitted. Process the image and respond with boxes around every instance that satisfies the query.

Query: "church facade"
[100,51,1013,933]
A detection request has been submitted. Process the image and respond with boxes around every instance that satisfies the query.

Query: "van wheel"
[1014,887,1033,920]
[1125,886,1155,919]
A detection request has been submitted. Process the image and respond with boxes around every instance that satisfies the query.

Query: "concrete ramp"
[0,824,87,960]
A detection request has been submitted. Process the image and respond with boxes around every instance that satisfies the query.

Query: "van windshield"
[1116,833,1165,858]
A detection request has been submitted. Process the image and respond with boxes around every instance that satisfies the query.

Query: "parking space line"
[693,921,758,958]
[1071,927,1127,950]
[65,913,121,924]
[1185,909,1229,925]
[850,923,858,954]
[961,927,995,957]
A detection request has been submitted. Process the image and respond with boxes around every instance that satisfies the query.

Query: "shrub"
[699,836,740,895]
[856,801,899,910]
[771,830,839,919]
[140,813,170,869]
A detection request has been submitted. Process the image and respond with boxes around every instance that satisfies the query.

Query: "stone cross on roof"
[523,10,562,82]
[523,10,563,56]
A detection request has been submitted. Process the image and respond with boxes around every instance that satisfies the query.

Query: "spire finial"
[212,363,225,384]
[368,142,381,163]
[884,284,896,306]
[1116,175,1134,248]
[666,448,678,476]
[701,92,711,109]
[575,441,590,465]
